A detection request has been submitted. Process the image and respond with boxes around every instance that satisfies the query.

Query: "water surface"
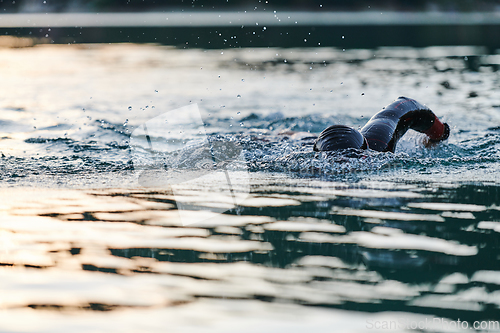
[1,43,500,332]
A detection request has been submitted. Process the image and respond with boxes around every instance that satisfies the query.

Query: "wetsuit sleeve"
[360,97,450,152]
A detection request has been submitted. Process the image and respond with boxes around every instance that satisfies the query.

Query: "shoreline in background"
[1,11,500,50]
[2,11,500,28]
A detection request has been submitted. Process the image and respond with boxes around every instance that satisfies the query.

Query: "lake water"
[1,43,500,332]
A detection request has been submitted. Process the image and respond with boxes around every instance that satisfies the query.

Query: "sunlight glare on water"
[0,43,500,332]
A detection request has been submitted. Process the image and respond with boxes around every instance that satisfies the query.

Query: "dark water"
[0,43,500,332]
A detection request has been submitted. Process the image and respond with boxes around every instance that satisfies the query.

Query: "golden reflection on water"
[0,182,494,332]
[1,42,499,331]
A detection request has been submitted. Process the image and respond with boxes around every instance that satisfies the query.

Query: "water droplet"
[128,106,132,111]
[304,39,307,42]
[154,90,158,93]
[221,51,223,54]
[240,122,244,127]
[230,124,233,127]
[263,27,267,30]
[123,119,128,126]
[237,94,241,98]
[361,92,365,96]
[341,82,343,85]
[284,59,287,63]
[237,112,241,115]
[241,79,245,82]
[342,35,344,39]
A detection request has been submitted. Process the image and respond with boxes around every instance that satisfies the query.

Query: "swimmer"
[314,97,449,153]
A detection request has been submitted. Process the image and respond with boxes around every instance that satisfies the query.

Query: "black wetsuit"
[313,97,450,153]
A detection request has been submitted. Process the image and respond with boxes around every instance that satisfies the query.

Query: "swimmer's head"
[313,125,368,152]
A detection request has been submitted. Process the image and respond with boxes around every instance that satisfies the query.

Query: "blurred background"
[1,0,500,13]
[1,0,500,49]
